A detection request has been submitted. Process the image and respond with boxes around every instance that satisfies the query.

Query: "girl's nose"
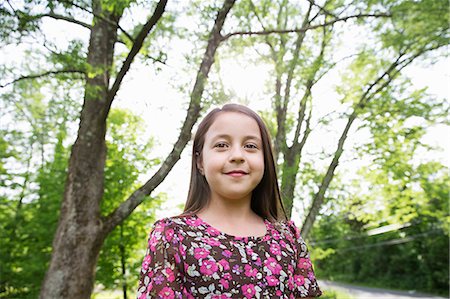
[229,146,245,163]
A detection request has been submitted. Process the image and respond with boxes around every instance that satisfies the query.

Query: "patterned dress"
[137,214,322,298]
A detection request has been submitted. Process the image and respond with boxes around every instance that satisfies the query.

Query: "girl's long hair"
[182,104,287,222]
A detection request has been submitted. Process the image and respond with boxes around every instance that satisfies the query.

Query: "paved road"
[320,280,448,299]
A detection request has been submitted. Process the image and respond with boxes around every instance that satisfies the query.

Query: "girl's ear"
[196,152,204,175]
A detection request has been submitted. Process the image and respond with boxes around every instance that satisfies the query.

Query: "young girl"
[137,104,322,298]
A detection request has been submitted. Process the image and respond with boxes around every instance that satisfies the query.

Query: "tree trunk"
[39,0,236,297]
[39,1,119,296]
[120,225,127,299]
[301,112,357,239]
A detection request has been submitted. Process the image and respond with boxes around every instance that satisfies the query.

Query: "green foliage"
[310,138,449,296]
[0,106,161,297]
[96,108,162,295]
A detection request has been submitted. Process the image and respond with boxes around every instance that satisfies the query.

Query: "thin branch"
[0,70,85,88]
[307,0,338,19]
[104,0,168,111]
[58,0,134,42]
[39,12,91,30]
[221,13,390,41]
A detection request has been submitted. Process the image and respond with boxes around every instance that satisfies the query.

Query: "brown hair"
[182,103,286,222]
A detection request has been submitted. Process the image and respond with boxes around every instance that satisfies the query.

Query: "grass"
[319,288,354,299]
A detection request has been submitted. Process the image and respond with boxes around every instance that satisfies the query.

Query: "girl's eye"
[245,143,258,149]
[214,142,228,148]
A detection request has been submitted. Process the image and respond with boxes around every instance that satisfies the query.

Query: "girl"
[137,104,322,298]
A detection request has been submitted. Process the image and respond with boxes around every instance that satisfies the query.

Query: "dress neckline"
[192,214,271,242]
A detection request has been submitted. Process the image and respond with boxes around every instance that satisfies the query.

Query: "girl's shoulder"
[271,219,303,241]
[150,214,199,233]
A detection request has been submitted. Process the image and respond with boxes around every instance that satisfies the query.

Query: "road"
[320,280,448,299]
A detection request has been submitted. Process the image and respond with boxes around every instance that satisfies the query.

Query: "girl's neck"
[197,196,262,227]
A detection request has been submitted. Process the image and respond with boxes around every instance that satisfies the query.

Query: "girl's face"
[199,112,265,203]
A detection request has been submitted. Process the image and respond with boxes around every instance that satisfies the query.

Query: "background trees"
[1,0,448,298]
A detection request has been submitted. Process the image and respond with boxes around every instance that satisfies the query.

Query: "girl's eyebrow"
[212,134,262,142]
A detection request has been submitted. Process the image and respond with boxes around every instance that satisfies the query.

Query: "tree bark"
[39,0,120,296]
[301,111,357,239]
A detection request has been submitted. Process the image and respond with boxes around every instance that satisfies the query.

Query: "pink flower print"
[254,257,262,267]
[241,284,256,299]
[270,243,281,255]
[223,273,232,280]
[219,277,230,289]
[149,234,159,251]
[279,239,287,248]
[288,264,294,275]
[294,274,305,286]
[174,252,181,264]
[262,234,271,242]
[183,288,195,299]
[289,221,301,238]
[287,276,295,290]
[179,244,186,257]
[194,247,210,259]
[285,233,294,244]
[165,228,174,242]
[164,267,176,282]
[154,222,166,233]
[276,290,282,296]
[158,286,175,299]
[213,295,231,299]
[178,233,184,242]
[222,250,232,258]
[266,275,279,286]
[218,259,230,271]
[183,262,189,273]
[246,247,254,256]
[308,271,316,280]
[271,229,281,240]
[244,264,257,277]
[264,257,282,275]
[204,237,221,247]
[298,258,312,269]
[232,264,241,275]
[186,217,203,227]
[154,274,165,285]
[200,259,218,276]
[141,255,151,271]
[206,226,220,236]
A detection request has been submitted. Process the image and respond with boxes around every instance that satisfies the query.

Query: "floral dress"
[137,214,322,298]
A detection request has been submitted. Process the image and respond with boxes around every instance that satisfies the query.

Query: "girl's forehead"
[207,112,261,136]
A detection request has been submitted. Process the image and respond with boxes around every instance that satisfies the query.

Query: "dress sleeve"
[137,218,187,299]
[288,221,322,298]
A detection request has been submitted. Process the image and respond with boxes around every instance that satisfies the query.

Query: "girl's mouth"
[225,170,248,177]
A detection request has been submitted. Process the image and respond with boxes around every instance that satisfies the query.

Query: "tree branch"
[307,0,337,19]
[102,0,237,234]
[221,13,390,41]
[0,70,85,88]
[300,43,445,238]
[39,12,91,30]
[57,0,134,42]
[104,0,168,112]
